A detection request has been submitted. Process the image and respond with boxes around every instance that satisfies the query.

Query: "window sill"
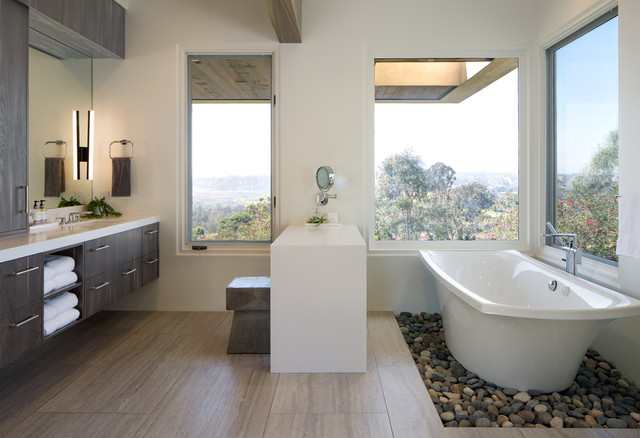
[535,246,620,291]
[178,241,271,257]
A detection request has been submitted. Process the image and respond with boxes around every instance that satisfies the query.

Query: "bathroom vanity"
[270,224,366,373]
[0,216,159,367]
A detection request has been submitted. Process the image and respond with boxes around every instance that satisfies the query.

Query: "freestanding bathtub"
[420,250,640,392]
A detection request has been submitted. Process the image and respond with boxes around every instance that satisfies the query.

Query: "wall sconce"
[72,110,94,180]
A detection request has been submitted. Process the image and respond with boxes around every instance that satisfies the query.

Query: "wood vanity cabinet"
[0,254,43,366]
[0,0,29,236]
[141,223,159,286]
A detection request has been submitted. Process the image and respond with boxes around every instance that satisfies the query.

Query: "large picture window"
[374,58,519,241]
[187,54,273,243]
[546,9,618,263]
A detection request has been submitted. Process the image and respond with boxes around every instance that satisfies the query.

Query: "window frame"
[177,46,279,256]
[365,47,530,253]
[545,7,619,266]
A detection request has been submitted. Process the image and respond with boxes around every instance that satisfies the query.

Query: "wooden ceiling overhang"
[264,0,302,43]
[375,58,518,103]
[190,57,272,101]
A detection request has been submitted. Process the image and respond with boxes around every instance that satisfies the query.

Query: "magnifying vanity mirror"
[316,166,337,206]
[28,48,93,208]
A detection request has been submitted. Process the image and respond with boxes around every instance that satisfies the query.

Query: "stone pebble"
[397,312,640,429]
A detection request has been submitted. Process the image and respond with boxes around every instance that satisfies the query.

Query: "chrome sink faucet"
[542,222,578,275]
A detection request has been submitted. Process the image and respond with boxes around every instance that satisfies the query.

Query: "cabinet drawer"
[110,228,141,268]
[84,236,110,279]
[141,251,159,286]
[0,255,42,314]
[0,301,42,366]
[141,223,159,255]
[84,271,114,318]
[110,259,141,301]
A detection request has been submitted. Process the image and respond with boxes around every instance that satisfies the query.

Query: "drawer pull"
[121,268,137,276]
[19,186,29,214]
[10,266,40,276]
[91,281,110,290]
[145,229,159,235]
[10,314,39,328]
[145,258,159,265]
[90,244,110,252]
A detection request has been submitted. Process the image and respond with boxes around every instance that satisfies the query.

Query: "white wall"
[92,0,640,381]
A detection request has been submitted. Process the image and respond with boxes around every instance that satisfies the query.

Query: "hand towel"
[53,271,78,290]
[44,292,78,321]
[616,191,640,259]
[112,157,131,197]
[44,157,65,197]
[44,255,75,273]
[43,266,57,282]
[44,308,80,336]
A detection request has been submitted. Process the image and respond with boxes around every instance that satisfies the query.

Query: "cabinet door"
[110,228,140,269]
[85,236,110,279]
[0,255,42,315]
[110,259,141,301]
[0,301,42,366]
[141,223,159,255]
[84,271,114,318]
[0,0,29,235]
[141,252,159,287]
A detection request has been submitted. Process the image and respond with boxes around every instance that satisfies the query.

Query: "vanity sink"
[29,222,59,232]
[62,219,97,227]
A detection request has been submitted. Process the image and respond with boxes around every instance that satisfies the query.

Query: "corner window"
[374,58,520,242]
[187,54,273,243]
[546,9,618,263]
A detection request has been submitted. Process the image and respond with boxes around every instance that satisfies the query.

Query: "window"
[546,9,618,263]
[187,54,273,243]
[373,58,520,242]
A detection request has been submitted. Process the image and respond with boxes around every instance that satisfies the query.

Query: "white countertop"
[0,216,159,263]
[271,224,365,248]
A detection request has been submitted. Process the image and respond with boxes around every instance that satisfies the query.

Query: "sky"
[375,68,519,175]
[191,103,271,179]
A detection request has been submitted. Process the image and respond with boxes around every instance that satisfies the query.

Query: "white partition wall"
[270,225,367,373]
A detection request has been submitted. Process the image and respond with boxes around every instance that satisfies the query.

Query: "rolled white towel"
[44,292,78,321]
[44,255,75,274]
[43,266,57,282]
[44,308,80,336]
[44,279,56,295]
[53,271,78,290]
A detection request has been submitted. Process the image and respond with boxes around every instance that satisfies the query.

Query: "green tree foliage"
[376,150,430,240]
[375,149,517,241]
[192,198,271,241]
[556,130,618,261]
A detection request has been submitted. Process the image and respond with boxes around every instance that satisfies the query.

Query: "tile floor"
[0,311,637,437]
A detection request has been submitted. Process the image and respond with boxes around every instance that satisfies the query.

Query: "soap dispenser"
[39,200,47,223]
[29,201,38,224]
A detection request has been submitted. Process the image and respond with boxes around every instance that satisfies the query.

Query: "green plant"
[87,197,122,218]
[306,214,327,225]
[58,196,82,207]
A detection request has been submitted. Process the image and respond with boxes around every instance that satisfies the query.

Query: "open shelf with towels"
[42,244,83,340]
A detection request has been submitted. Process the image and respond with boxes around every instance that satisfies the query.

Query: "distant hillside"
[454,172,518,193]
[193,175,270,192]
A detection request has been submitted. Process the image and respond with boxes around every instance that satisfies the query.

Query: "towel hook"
[42,140,67,159]
[109,139,134,159]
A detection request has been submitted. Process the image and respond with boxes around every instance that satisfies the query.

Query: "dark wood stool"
[225,276,270,354]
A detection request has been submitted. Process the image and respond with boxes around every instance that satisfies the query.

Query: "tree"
[556,130,618,261]
[376,149,430,240]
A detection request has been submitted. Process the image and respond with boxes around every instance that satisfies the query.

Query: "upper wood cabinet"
[25,0,125,59]
[0,0,29,236]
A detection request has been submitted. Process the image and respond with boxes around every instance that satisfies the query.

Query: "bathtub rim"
[420,249,640,321]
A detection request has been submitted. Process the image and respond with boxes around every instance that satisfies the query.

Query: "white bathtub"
[420,250,640,392]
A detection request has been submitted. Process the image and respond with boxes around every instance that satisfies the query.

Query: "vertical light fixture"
[72,110,94,180]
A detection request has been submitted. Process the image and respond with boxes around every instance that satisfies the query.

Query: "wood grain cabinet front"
[110,259,141,301]
[84,271,114,318]
[0,255,42,314]
[84,236,111,279]
[0,301,42,366]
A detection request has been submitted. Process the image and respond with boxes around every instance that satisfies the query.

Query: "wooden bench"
[225,276,270,354]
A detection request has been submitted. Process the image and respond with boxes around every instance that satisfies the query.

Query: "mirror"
[316,166,334,191]
[28,48,93,209]
[315,166,336,206]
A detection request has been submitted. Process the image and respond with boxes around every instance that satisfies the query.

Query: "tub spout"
[541,229,578,275]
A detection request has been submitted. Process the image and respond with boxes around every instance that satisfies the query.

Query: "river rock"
[550,416,564,428]
[606,418,628,428]
[440,411,455,422]
[514,392,531,403]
